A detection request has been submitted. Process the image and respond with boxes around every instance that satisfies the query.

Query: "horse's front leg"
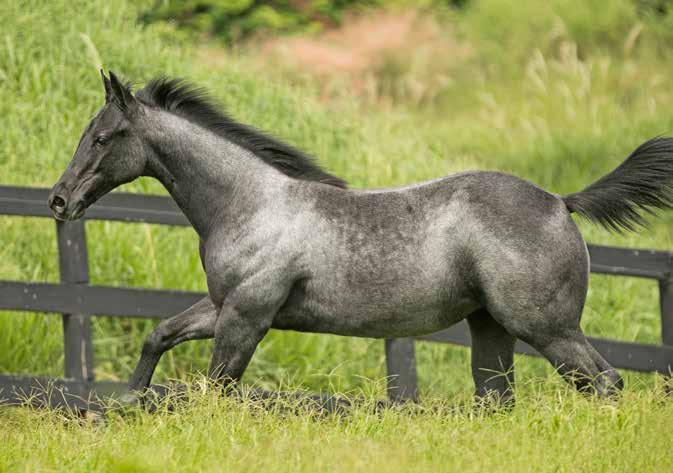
[124,296,217,403]
[207,287,286,389]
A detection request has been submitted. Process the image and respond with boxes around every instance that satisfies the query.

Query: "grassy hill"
[1,0,673,471]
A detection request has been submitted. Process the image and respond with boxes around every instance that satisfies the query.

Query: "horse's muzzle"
[48,185,86,221]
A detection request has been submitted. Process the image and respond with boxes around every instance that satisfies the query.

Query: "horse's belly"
[272,282,477,338]
[272,225,479,337]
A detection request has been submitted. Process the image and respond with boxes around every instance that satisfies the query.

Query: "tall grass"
[1,1,673,470]
[2,378,673,472]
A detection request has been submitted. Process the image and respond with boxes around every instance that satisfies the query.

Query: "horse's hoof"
[83,409,106,425]
[473,392,515,415]
[114,391,143,414]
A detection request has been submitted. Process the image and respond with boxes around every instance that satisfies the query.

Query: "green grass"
[1,0,673,471]
[2,380,673,472]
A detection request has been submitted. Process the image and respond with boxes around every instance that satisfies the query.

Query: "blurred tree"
[140,0,469,43]
[141,0,673,58]
[635,0,673,15]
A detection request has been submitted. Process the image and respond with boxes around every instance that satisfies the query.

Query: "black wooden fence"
[1,184,672,409]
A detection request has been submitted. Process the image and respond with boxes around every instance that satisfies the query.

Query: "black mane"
[135,77,347,188]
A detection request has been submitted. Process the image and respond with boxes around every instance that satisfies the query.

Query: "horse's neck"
[142,111,283,239]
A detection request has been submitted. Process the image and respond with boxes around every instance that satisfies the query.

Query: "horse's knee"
[141,328,166,357]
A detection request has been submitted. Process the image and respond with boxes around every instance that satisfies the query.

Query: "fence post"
[662,278,673,346]
[385,338,419,402]
[660,256,673,380]
[56,220,94,382]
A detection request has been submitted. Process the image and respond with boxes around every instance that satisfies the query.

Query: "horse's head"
[49,70,147,220]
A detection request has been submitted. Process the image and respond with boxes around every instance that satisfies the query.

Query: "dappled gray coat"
[49,71,673,405]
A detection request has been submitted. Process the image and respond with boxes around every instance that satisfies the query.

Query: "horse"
[49,70,673,405]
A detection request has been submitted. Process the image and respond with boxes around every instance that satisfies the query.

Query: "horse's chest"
[204,242,292,307]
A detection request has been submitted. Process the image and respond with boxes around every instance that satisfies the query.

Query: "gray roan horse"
[50,71,673,405]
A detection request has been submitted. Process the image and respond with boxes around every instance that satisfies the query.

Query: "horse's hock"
[1,184,672,409]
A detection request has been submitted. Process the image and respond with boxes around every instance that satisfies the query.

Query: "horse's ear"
[100,69,112,103]
[108,70,139,114]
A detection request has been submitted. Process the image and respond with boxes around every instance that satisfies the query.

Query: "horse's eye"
[94,135,108,146]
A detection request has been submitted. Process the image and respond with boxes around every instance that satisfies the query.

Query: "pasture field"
[1,0,673,471]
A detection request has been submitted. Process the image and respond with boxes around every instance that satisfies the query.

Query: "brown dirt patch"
[253,9,473,104]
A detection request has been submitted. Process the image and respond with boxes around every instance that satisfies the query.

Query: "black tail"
[563,137,673,232]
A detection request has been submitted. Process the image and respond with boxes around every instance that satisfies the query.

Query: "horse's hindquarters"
[472,200,590,343]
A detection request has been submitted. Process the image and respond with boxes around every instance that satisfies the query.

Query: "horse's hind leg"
[585,342,623,390]
[531,331,623,395]
[493,301,623,396]
[467,308,516,406]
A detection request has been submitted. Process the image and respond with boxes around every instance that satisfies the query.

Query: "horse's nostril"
[52,195,66,209]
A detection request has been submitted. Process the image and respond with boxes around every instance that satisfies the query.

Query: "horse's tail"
[562,137,673,232]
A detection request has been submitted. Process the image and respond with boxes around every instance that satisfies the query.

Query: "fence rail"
[1,185,672,408]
